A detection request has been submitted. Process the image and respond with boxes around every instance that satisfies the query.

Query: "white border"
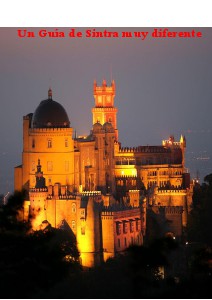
[0,0,211,27]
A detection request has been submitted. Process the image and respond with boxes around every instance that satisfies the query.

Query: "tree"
[187,174,212,246]
[186,174,212,282]
[0,191,80,298]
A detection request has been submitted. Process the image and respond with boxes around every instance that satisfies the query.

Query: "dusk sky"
[0,27,212,194]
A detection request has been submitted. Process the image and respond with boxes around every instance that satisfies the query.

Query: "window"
[32,139,35,148]
[130,221,134,233]
[124,237,127,247]
[72,220,76,230]
[116,222,121,235]
[81,226,85,235]
[72,203,76,213]
[136,219,141,231]
[118,238,121,248]
[65,139,68,147]
[123,222,128,234]
[47,139,52,148]
[47,161,53,171]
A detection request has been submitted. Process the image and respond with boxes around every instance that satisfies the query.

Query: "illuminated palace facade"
[14,80,192,267]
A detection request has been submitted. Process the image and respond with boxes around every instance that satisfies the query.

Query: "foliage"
[1,174,212,298]
[186,174,212,284]
[0,191,30,233]
[0,191,80,298]
[187,174,212,246]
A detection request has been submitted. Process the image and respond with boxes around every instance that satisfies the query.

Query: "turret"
[29,160,48,230]
[77,196,102,267]
[92,79,118,141]
[35,159,46,188]
[180,134,186,168]
[180,134,186,148]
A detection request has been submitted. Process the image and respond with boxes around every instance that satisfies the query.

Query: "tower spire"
[36,159,42,174]
[35,159,46,189]
[48,87,52,100]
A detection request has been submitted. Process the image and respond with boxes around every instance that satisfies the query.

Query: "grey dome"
[31,89,70,128]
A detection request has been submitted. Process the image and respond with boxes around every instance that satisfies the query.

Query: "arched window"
[72,203,76,213]
[116,222,121,235]
[123,222,128,234]
[72,220,76,230]
[130,220,134,233]
[47,139,52,148]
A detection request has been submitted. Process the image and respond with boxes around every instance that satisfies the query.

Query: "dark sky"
[0,27,211,194]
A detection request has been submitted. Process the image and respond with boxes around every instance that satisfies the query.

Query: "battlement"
[119,146,171,153]
[94,79,115,94]
[119,147,135,153]
[80,191,101,196]
[162,135,186,148]
[162,140,181,147]
[29,188,48,193]
[92,107,117,111]
[114,207,141,220]
[164,206,183,214]
[23,113,33,120]
[152,205,183,215]
[46,194,77,200]
[101,211,114,217]
[29,127,72,133]
[156,189,187,195]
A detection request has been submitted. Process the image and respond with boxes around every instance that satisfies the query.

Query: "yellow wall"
[101,212,115,262]
[154,189,188,226]
[14,166,22,192]
[22,124,75,191]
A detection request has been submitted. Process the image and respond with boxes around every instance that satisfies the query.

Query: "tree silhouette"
[187,174,212,246]
[186,174,212,285]
[0,191,80,298]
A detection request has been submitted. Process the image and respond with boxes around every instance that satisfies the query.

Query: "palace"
[14,80,193,267]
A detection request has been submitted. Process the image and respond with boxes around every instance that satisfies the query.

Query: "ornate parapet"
[164,206,183,214]
[29,187,48,193]
[156,189,187,195]
[101,211,114,220]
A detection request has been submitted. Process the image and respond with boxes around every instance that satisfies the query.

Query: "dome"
[93,122,103,132]
[103,122,114,132]
[31,89,70,128]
